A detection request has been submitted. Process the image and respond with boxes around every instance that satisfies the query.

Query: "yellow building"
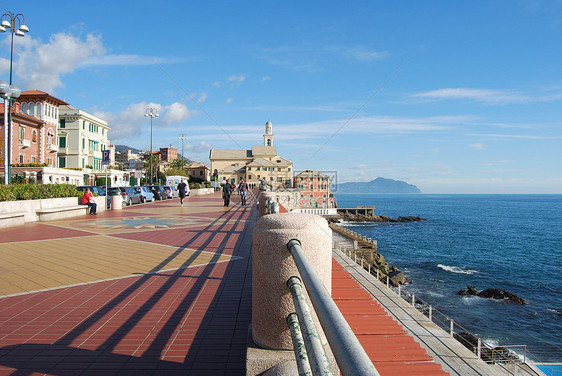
[209,121,293,188]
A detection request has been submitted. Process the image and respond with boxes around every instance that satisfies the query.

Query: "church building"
[209,121,293,188]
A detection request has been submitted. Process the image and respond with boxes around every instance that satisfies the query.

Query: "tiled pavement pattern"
[0,191,256,376]
[0,189,451,376]
[332,262,449,376]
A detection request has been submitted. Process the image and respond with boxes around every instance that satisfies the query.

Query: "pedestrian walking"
[178,180,188,207]
[239,179,248,206]
[222,182,233,207]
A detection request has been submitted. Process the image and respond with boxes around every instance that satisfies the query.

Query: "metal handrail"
[288,277,334,376]
[287,239,379,376]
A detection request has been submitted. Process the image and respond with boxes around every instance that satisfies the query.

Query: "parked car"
[134,186,154,202]
[107,187,129,207]
[123,187,143,205]
[76,185,106,196]
[147,185,167,201]
[163,185,178,199]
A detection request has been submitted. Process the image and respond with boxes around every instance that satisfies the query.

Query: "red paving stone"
[0,193,254,375]
[333,261,449,376]
[0,190,450,375]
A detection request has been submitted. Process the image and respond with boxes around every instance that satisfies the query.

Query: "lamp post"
[1,11,29,184]
[145,107,159,184]
[0,81,20,185]
[178,134,188,172]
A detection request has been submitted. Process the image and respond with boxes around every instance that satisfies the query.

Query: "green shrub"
[189,183,201,189]
[0,184,81,202]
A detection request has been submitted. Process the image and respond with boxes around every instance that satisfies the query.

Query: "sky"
[1,1,561,194]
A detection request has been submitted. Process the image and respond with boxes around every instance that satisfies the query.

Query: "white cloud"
[261,76,271,82]
[92,101,193,140]
[227,75,246,84]
[411,87,562,105]
[161,102,194,125]
[226,97,233,104]
[186,141,212,153]
[469,143,485,150]
[14,33,106,93]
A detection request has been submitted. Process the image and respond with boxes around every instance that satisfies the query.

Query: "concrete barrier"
[249,212,333,375]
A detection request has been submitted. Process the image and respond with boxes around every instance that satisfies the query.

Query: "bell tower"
[263,121,274,146]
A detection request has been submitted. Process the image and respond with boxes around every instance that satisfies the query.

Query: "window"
[31,156,36,163]
[37,103,42,116]
[277,177,282,182]
[278,168,281,172]
[58,156,66,168]
[82,121,85,129]
[19,127,24,140]
[310,185,313,189]
[82,138,85,149]
[60,119,65,128]
[21,103,27,113]
[257,167,260,171]
[248,167,251,171]
[29,103,34,115]
[47,132,53,145]
[82,158,85,168]
[59,137,66,148]
[270,177,274,181]
[288,168,291,172]
[19,155,24,163]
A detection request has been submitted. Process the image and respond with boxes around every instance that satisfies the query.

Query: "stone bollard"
[252,213,332,350]
[259,192,276,217]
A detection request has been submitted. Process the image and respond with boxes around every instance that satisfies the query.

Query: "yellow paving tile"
[0,235,234,296]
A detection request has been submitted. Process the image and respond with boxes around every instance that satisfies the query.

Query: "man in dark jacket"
[222,182,232,207]
[178,180,188,207]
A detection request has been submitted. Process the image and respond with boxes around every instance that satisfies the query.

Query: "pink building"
[1,91,67,172]
[294,170,337,209]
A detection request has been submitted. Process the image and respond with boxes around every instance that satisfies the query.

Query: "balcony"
[19,139,31,149]
[47,144,59,153]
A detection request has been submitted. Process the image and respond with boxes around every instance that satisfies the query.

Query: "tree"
[166,158,189,174]
[143,154,161,184]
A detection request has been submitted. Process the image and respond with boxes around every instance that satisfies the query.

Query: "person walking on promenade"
[82,188,97,215]
[222,181,233,207]
[239,179,248,206]
[178,180,188,207]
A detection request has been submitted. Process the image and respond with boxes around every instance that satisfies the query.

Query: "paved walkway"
[0,191,256,376]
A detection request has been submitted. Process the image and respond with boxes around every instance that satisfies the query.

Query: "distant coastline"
[337,177,421,194]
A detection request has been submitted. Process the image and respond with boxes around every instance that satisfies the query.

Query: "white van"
[166,175,190,196]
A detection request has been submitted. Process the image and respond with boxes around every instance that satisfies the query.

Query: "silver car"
[163,185,179,199]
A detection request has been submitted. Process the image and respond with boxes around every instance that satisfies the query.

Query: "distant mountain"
[114,144,144,155]
[337,177,421,194]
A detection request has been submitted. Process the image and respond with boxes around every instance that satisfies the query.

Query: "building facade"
[294,170,336,208]
[58,105,111,170]
[2,90,69,169]
[187,161,211,182]
[209,121,293,188]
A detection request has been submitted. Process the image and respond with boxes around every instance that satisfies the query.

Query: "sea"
[335,193,562,363]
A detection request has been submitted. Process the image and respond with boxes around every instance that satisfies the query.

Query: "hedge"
[0,184,81,202]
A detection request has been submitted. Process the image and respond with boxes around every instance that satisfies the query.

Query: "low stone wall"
[0,196,106,227]
[189,188,214,196]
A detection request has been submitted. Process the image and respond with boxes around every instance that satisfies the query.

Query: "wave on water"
[437,264,479,275]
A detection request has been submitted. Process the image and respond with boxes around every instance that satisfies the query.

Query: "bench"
[0,211,27,228]
[36,205,90,221]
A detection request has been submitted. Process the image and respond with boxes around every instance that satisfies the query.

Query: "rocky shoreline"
[331,213,427,223]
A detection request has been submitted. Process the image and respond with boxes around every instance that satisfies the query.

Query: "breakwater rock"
[458,286,528,304]
[454,332,520,362]
[333,213,426,223]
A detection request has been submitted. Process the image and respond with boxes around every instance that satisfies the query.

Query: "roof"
[294,170,331,179]
[209,149,252,160]
[188,162,210,169]
[19,90,68,106]
[221,163,246,173]
[251,145,277,156]
[247,157,292,168]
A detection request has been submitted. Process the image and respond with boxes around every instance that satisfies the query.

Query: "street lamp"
[145,107,159,184]
[178,134,188,171]
[1,11,29,184]
[0,81,20,185]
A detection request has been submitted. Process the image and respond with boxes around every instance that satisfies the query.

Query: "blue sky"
[1,1,561,193]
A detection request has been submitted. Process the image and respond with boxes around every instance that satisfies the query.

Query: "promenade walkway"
[0,191,256,375]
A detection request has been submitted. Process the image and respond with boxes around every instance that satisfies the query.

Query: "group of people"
[222,179,249,207]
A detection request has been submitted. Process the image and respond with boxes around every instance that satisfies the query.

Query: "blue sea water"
[335,194,562,362]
